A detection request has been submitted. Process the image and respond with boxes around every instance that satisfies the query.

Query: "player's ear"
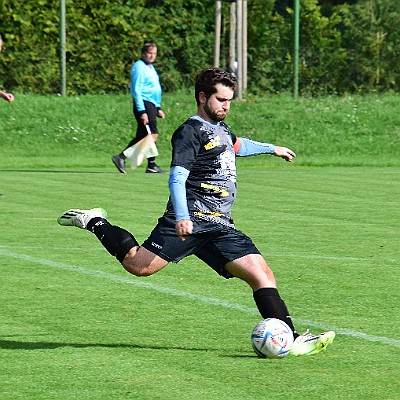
[199,91,207,104]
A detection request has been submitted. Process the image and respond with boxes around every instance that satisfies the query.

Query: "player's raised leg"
[57,207,108,228]
[57,208,168,276]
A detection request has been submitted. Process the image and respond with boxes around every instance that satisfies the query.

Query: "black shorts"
[141,215,261,279]
[133,100,158,139]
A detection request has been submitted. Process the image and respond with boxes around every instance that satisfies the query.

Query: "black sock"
[119,153,127,160]
[86,218,138,263]
[253,287,298,337]
[147,156,156,167]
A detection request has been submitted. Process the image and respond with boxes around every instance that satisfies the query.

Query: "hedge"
[0,0,399,95]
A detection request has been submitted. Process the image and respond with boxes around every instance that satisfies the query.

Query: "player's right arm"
[168,165,193,241]
[169,121,205,240]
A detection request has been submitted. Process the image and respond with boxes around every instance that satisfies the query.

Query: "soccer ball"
[251,318,294,358]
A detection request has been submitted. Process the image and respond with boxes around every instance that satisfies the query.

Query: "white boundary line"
[1,248,399,348]
[1,246,399,263]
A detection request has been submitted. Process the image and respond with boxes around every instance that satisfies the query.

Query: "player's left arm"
[235,137,296,162]
[273,145,296,162]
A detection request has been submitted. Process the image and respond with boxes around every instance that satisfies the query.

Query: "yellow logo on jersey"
[194,211,224,217]
[201,182,229,197]
[204,135,221,150]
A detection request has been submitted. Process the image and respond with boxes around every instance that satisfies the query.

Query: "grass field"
[0,93,399,399]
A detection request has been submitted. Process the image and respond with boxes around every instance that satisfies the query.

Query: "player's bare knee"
[121,260,152,277]
[132,267,154,277]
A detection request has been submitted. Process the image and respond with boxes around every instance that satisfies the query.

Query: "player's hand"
[157,110,165,119]
[274,146,296,162]
[140,113,149,125]
[175,219,193,241]
[5,93,14,103]
[1,92,14,103]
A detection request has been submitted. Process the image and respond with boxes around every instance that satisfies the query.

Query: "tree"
[338,0,400,91]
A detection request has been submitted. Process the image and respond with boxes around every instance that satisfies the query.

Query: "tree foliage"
[0,0,399,96]
[337,0,400,92]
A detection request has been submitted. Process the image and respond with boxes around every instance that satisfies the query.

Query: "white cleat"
[290,330,335,356]
[57,208,108,229]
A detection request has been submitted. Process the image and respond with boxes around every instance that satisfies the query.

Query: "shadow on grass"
[0,338,256,358]
[0,170,115,174]
[0,338,205,351]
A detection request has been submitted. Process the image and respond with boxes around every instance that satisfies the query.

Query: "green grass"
[0,93,399,399]
[0,92,399,167]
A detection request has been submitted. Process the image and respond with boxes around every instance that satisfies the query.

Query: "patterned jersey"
[166,116,238,228]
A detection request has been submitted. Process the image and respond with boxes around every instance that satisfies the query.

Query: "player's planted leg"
[253,287,298,337]
[225,254,335,355]
[225,255,298,337]
[290,330,336,356]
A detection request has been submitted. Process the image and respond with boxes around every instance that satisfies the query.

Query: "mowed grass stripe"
[1,247,399,348]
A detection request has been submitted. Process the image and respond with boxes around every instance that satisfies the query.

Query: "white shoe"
[290,330,335,356]
[57,208,108,229]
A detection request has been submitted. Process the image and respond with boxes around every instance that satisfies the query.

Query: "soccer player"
[59,67,335,356]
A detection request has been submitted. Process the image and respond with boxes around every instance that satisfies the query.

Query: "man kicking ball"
[58,67,335,356]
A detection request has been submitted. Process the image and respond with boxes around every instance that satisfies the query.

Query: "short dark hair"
[195,67,237,105]
[141,42,157,54]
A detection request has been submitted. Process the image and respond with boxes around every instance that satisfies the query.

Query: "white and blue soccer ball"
[251,318,294,358]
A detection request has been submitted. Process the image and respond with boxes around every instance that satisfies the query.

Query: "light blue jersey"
[130,59,162,112]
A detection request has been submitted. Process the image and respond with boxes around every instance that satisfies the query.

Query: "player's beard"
[204,100,227,122]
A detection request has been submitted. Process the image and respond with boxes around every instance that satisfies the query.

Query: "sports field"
[0,93,399,399]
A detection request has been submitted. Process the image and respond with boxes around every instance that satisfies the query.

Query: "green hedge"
[0,0,399,96]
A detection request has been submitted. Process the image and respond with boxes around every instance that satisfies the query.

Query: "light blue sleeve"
[130,61,146,112]
[236,137,276,157]
[168,165,190,222]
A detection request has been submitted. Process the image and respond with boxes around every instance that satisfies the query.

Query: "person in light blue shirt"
[130,47,162,114]
[112,43,166,174]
